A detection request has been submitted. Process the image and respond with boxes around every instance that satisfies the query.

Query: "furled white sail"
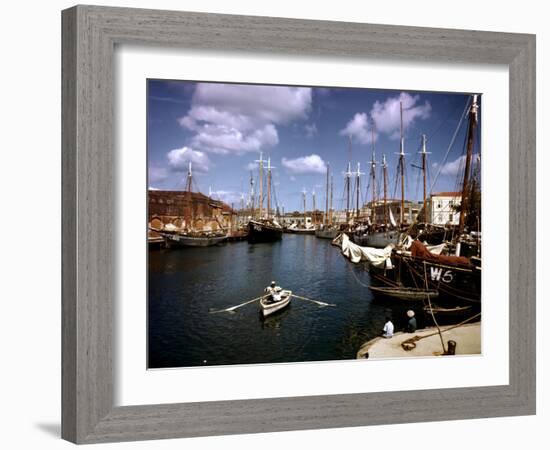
[389,207,397,227]
[333,233,393,268]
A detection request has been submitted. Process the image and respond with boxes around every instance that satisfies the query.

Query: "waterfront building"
[429,192,462,226]
[148,189,233,231]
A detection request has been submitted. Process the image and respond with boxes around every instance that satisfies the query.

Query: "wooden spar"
[185,161,193,228]
[346,136,352,223]
[325,163,329,225]
[371,125,376,224]
[249,172,255,218]
[382,154,388,227]
[355,162,361,218]
[421,134,428,222]
[458,95,479,235]
[266,157,271,219]
[330,174,334,225]
[399,101,406,225]
[312,190,316,224]
[302,187,307,219]
[256,152,264,219]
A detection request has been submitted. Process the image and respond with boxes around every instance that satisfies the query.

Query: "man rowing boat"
[265,281,283,303]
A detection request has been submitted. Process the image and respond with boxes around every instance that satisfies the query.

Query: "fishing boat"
[246,154,283,243]
[164,231,227,247]
[315,226,339,239]
[161,162,229,248]
[423,304,473,317]
[247,219,283,243]
[260,289,292,317]
[368,286,439,301]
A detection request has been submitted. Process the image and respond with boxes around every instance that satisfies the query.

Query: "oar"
[209,295,268,314]
[293,294,336,307]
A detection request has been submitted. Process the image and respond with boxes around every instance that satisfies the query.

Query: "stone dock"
[357,322,481,359]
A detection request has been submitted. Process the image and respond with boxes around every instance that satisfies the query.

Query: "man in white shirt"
[382,317,394,338]
[265,281,280,303]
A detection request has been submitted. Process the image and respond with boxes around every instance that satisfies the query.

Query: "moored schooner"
[247,153,283,243]
[334,94,482,306]
[160,162,228,248]
[315,164,339,239]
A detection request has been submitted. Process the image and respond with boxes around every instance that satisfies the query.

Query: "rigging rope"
[429,97,470,193]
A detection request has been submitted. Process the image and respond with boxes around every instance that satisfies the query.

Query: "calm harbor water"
[148,234,421,368]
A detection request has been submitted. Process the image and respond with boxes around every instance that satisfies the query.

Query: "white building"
[429,192,462,225]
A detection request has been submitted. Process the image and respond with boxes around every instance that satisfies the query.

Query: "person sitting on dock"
[406,310,417,333]
[382,317,394,339]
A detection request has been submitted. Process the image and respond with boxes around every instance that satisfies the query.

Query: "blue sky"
[147,80,481,212]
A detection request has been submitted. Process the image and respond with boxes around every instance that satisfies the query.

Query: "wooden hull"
[247,220,283,243]
[423,305,473,317]
[353,230,401,248]
[369,286,439,301]
[315,228,339,239]
[164,233,227,247]
[260,290,292,317]
[285,227,315,235]
[371,254,481,304]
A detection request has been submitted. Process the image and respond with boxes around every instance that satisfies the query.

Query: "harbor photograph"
[147,80,482,368]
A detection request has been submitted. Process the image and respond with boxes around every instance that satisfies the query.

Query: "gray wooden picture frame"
[62,5,536,444]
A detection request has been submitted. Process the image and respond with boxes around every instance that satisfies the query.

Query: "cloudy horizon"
[148,80,481,212]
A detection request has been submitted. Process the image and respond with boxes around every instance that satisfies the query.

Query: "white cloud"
[166,146,211,173]
[433,155,465,176]
[209,190,243,205]
[370,92,431,140]
[305,123,318,138]
[148,166,169,184]
[179,83,312,154]
[281,154,327,174]
[340,112,373,144]
[245,161,258,171]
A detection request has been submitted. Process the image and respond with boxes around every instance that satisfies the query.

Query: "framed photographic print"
[62,5,536,444]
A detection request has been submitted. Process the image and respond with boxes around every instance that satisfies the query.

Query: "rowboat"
[260,290,292,317]
[368,286,439,301]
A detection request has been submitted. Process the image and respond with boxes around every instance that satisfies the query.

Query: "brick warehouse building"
[148,190,233,231]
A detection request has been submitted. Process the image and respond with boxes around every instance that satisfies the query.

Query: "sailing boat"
[247,154,283,243]
[358,120,403,248]
[316,164,339,239]
[162,162,228,248]
[369,95,482,304]
[286,188,315,234]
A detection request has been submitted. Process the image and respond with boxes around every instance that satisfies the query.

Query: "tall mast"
[370,125,377,224]
[382,154,388,227]
[249,172,255,218]
[355,162,363,218]
[398,101,406,225]
[186,162,193,226]
[458,94,479,235]
[346,136,352,223]
[420,134,430,222]
[302,188,307,219]
[255,152,264,218]
[330,174,334,226]
[186,161,193,193]
[312,190,316,224]
[266,157,272,219]
[325,163,330,225]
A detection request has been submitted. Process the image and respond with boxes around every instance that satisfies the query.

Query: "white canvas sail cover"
[389,206,397,227]
[333,233,394,268]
